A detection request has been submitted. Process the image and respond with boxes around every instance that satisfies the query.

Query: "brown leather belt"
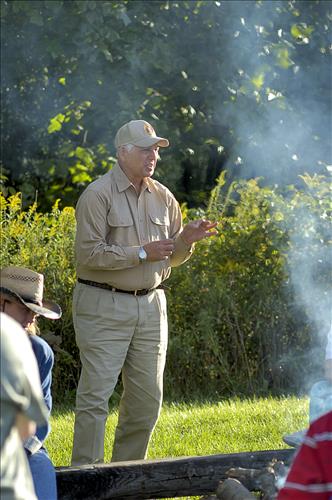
[77,278,158,296]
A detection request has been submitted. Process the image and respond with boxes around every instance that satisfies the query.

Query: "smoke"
[2,1,331,378]
[285,205,331,392]
[288,212,331,337]
[211,0,331,185]
[204,1,332,397]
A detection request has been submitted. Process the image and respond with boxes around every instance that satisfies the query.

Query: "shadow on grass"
[53,386,306,417]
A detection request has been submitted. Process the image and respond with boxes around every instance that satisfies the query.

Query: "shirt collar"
[113,162,152,193]
[113,162,131,192]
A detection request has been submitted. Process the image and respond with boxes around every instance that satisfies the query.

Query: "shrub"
[1,175,330,400]
[165,174,331,398]
[0,192,79,397]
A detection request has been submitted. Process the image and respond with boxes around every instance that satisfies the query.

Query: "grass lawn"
[48,395,308,467]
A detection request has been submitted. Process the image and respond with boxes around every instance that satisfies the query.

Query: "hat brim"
[132,136,169,148]
[0,286,62,320]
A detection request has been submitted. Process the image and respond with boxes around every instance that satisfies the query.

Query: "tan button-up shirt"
[75,163,194,290]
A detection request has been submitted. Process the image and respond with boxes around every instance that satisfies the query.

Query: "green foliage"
[166,174,331,397]
[1,0,331,209]
[0,192,79,395]
[1,175,330,400]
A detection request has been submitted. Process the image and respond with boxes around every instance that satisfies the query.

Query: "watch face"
[139,247,147,260]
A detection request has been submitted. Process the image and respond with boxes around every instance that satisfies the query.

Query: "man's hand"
[144,239,175,261]
[181,220,218,246]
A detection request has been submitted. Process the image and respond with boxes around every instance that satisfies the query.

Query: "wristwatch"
[138,246,147,263]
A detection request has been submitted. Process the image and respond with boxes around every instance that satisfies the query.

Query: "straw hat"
[0,266,62,320]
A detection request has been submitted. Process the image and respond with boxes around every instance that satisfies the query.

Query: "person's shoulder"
[1,313,27,346]
[149,179,177,203]
[0,314,32,367]
[0,314,46,411]
[306,410,332,441]
[80,170,112,193]
[89,171,113,191]
[29,335,54,363]
[311,409,332,432]
[79,171,113,200]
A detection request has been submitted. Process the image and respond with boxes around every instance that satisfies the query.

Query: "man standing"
[71,119,217,465]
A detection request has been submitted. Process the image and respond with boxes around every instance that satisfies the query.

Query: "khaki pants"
[71,282,168,465]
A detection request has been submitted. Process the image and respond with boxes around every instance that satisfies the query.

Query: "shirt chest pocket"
[106,209,134,244]
[149,210,170,240]
[107,210,133,228]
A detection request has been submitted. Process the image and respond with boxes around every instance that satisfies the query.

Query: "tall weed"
[0,192,79,395]
[1,176,330,400]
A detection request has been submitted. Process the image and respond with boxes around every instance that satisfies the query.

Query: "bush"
[0,193,79,398]
[1,175,330,400]
[166,174,331,398]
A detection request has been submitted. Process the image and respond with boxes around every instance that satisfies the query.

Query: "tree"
[1,0,331,210]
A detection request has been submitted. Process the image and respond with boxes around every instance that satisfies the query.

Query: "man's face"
[0,296,37,330]
[121,144,160,180]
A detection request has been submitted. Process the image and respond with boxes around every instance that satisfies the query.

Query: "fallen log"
[56,448,295,500]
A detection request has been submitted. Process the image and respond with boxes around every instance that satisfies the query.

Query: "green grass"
[47,396,309,467]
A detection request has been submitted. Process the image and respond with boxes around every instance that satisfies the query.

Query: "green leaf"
[47,114,65,134]
[291,23,314,42]
[251,73,265,89]
[275,48,294,69]
[72,172,92,184]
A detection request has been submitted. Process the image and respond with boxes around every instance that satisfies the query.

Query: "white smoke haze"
[212,1,331,184]
[287,207,332,382]
[210,1,331,393]
[2,1,331,391]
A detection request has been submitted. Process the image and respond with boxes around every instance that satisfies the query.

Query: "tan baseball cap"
[114,120,169,149]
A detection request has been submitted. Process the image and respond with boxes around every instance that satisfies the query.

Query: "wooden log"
[56,448,295,500]
[217,478,256,499]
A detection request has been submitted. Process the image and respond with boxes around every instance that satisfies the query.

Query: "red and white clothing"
[278,410,332,500]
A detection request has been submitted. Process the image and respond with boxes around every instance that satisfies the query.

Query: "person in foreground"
[1,312,49,500]
[309,326,332,423]
[277,409,332,500]
[0,266,62,500]
[71,119,218,465]
[283,326,332,448]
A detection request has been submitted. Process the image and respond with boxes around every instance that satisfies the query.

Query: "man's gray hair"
[117,143,134,157]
